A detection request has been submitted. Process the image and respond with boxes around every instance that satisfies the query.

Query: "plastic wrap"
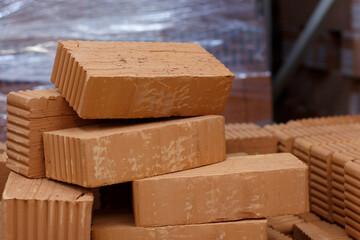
[0,0,266,82]
[0,0,268,141]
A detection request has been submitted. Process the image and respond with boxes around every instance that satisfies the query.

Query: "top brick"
[51,41,234,119]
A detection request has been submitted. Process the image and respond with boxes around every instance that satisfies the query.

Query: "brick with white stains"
[133,153,309,227]
[43,115,226,188]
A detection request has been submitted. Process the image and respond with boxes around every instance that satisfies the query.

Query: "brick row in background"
[267,114,360,239]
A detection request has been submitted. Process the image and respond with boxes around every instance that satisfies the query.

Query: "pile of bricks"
[0,41,309,239]
[223,115,360,239]
[265,115,360,239]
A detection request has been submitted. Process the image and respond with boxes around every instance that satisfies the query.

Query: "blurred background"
[0,0,359,141]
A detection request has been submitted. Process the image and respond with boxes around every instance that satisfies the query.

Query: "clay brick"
[293,221,352,239]
[266,115,360,137]
[274,126,329,153]
[267,212,321,237]
[296,212,321,222]
[290,115,360,127]
[344,160,360,239]
[292,134,338,164]
[308,141,360,224]
[225,123,278,154]
[309,144,343,222]
[44,115,226,188]
[92,210,267,240]
[267,215,304,234]
[293,221,351,240]
[51,40,234,119]
[6,89,91,178]
[0,143,10,201]
[292,136,360,226]
[3,172,93,240]
[267,227,292,240]
[271,123,360,153]
[331,148,360,226]
[133,153,308,227]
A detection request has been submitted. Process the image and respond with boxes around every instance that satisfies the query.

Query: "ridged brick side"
[50,44,87,112]
[4,199,91,240]
[309,155,333,222]
[44,131,86,186]
[6,96,32,176]
[50,42,63,84]
[267,227,292,240]
[331,151,360,226]
[72,66,86,111]
[225,123,273,140]
[3,173,93,240]
[6,89,89,178]
[307,143,360,225]
[267,215,303,235]
[50,41,90,112]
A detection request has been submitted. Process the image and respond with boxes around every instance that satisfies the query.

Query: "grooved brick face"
[5,89,92,178]
[51,40,234,119]
[2,172,93,240]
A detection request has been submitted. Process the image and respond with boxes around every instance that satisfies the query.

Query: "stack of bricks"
[224,115,360,239]
[265,119,360,154]
[0,40,309,240]
[293,137,360,223]
[265,115,360,239]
